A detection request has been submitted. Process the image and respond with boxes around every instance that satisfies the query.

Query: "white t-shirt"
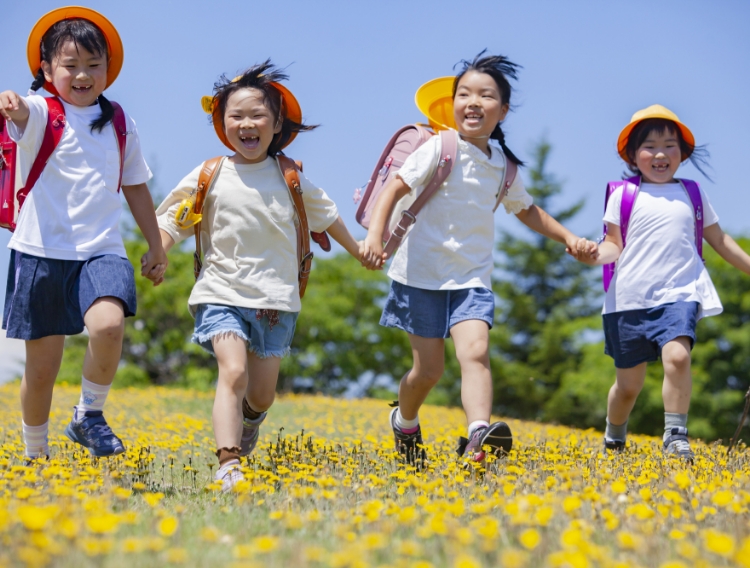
[387,134,533,290]
[6,94,152,260]
[603,181,722,317]
[157,157,339,314]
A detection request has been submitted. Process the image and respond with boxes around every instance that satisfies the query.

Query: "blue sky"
[1,1,750,377]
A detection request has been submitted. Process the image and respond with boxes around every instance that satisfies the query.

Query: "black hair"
[211,60,318,157]
[624,118,712,181]
[30,18,114,134]
[453,50,524,166]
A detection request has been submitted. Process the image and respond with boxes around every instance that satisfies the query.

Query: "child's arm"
[361,177,412,270]
[122,183,168,286]
[0,91,30,130]
[515,204,598,259]
[704,223,750,275]
[580,223,623,266]
[324,216,361,260]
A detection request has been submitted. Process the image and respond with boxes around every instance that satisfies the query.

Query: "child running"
[0,8,166,461]
[361,51,594,467]
[156,62,361,491]
[580,105,750,459]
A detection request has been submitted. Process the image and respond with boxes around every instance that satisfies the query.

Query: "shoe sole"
[481,422,513,456]
[64,424,125,458]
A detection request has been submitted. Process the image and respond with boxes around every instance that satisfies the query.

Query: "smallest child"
[581,104,750,459]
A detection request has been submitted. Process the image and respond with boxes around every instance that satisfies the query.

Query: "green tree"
[489,139,599,419]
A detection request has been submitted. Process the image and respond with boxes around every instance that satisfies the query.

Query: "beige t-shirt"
[157,157,338,314]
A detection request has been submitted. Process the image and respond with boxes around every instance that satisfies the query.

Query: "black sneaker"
[604,438,625,453]
[663,427,694,461]
[457,421,513,464]
[64,406,125,457]
[389,403,425,468]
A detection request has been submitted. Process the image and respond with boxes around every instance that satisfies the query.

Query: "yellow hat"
[617,104,695,161]
[201,79,302,151]
[27,6,123,97]
[415,76,456,131]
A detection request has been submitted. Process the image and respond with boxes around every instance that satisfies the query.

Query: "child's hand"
[141,246,168,286]
[566,237,599,263]
[361,235,386,270]
[0,91,22,120]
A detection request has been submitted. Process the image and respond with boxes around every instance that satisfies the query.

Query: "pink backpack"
[0,97,127,232]
[354,126,517,256]
[602,175,703,291]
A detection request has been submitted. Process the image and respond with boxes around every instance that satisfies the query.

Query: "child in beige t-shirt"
[157,62,361,491]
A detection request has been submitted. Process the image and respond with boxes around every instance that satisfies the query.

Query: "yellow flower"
[611,480,627,494]
[704,529,735,557]
[86,513,121,535]
[251,536,279,554]
[143,492,165,508]
[200,526,221,543]
[164,548,188,564]
[454,555,481,568]
[519,528,540,550]
[711,490,733,507]
[158,516,179,537]
[18,505,58,531]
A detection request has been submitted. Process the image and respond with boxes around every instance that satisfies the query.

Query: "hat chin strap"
[458,133,491,141]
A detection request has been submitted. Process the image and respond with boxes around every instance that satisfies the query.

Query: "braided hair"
[31,18,114,133]
[453,50,524,166]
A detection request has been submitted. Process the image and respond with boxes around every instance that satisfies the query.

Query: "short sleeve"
[395,135,440,192]
[155,164,203,245]
[699,186,719,227]
[603,186,623,226]
[120,113,152,186]
[299,173,339,232]
[501,170,534,214]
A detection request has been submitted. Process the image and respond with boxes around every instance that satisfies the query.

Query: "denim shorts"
[192,303,298,358]
[2,250,136,340]
[603,301,699,369]
[380,281,495,339]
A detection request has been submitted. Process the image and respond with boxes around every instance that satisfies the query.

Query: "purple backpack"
[355,126,517,256]
[602,175,704,291]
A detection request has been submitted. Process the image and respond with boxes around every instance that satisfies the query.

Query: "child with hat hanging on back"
[361,51,596,467]
[0,7,165,461]
[155,61,361,491]
[579,105,750,459]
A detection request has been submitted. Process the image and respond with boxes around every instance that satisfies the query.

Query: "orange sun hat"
[201,80,302,151]
[617,104,695,162]
[415,76,456,132]
[27,6,123,97]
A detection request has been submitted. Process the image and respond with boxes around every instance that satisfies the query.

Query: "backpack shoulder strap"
[192,156,225,280]
[619,176,641,248]
[493,154,518,212]
[277,154,313,299]
[109,101,127,193]
[17,97,66,208]
[678,178,704,260]
[383,128,457,256]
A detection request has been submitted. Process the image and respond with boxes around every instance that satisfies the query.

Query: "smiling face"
[223,88,282,164]
[42,40,107,107]
[632,127,682,184]
[453,70,509,153]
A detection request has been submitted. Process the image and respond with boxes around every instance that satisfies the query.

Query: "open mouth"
[239,135,259,150]
[72,85,92,93]
[652,163,670,173]
[465,112,483,124]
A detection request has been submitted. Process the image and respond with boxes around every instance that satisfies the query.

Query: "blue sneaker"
[64,406,125,457]
[239,411,266,457]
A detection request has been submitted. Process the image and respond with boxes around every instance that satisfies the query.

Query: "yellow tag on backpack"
[175,193,202,229]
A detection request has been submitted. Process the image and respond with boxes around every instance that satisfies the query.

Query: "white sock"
[76,377,111,419]
[468,420,490,438]
[23,421,49,458]
[395,408,419,430]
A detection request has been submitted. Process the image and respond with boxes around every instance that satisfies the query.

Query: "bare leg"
[607,362,648,425]
[212,334,250,449]
[82,297,125,386]
[450,319,492,424]
[397,334,445,420]
[20,336,65,425]
[661,337,692,414]
[244,350,282,413]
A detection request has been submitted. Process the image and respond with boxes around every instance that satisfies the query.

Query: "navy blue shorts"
[380,281,495,339]
[603,301,699,369]
[3,250,137,340]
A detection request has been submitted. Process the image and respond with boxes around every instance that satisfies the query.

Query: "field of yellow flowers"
[0,383,748,568]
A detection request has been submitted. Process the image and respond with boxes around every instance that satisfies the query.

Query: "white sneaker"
[215,459,244,492]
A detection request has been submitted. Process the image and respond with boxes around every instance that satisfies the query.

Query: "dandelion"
[704,529,735,557]
[158,516,179,537]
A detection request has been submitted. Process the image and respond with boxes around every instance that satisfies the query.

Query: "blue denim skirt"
[603,301,699,369]
[3,250,137,340]
[380,280,495,338]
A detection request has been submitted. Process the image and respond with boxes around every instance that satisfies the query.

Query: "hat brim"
[617,116,695,162]
[27,6,123,97]
[209,82,302,152]
[415,76,456,131]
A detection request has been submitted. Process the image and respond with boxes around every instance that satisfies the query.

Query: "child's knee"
[662,342,691,372]
[412,364,443,386]
[246,391,275,412]
[613,380,642,400]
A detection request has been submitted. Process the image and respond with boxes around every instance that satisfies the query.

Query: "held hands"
[360,235,388,270]
[566,237,599,264]
[140,246,168,286]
